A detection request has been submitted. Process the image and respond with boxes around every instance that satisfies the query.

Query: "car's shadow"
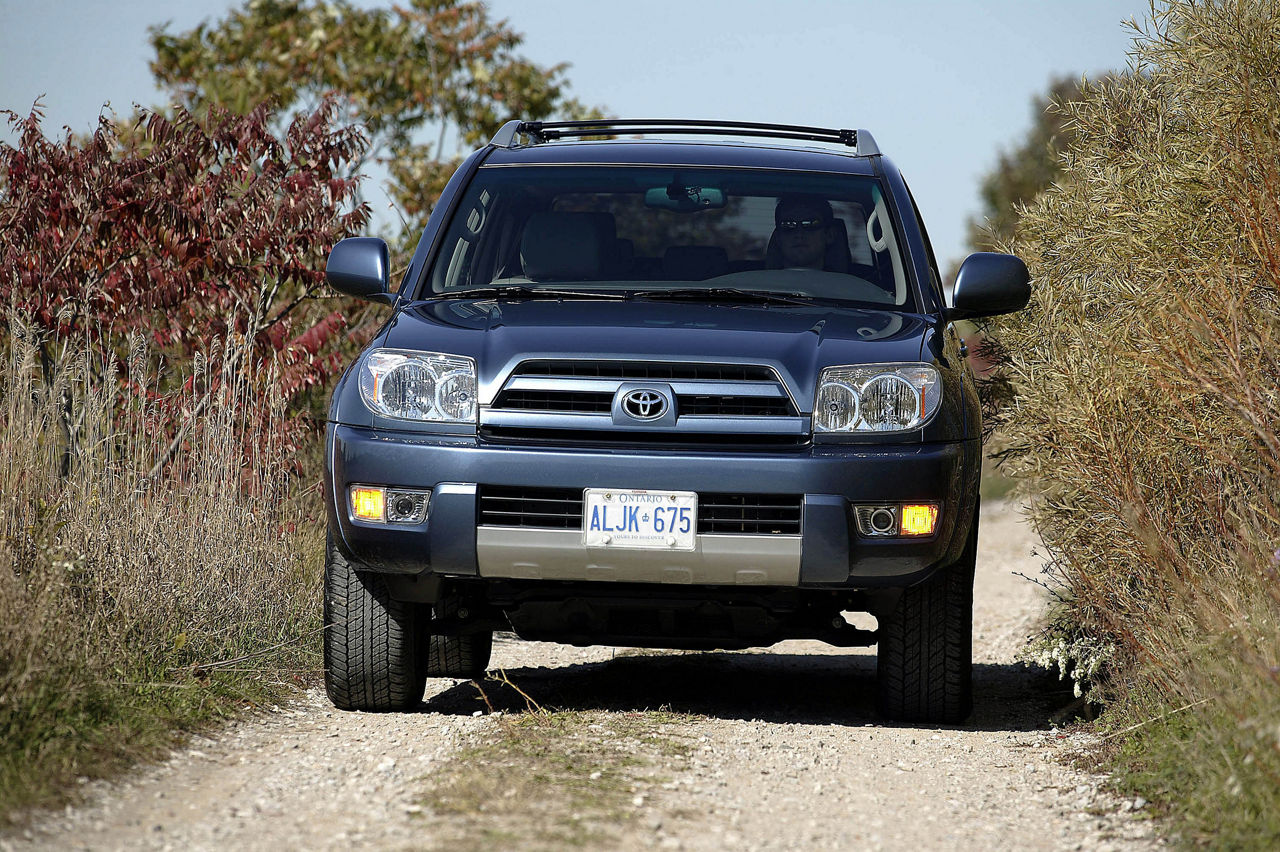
[422,638,1072,732]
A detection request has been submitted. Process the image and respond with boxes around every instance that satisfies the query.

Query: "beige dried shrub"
[0,316,322,814]
[989,0,1280,841]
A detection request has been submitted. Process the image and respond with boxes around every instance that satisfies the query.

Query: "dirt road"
[5,502,1162,851]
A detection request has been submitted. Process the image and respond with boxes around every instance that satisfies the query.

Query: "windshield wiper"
[436,285,627,300]
[635,287,815,306]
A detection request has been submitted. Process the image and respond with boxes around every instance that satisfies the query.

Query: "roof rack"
[488,119,881,157]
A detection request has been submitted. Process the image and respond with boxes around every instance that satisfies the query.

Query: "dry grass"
[0,315,323,819]
[985,1,1280,844]
[418,706,698,851]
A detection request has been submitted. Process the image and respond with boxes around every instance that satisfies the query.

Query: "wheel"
[425,593,493,679]
[875,511,976,724]
[323,528,427,711]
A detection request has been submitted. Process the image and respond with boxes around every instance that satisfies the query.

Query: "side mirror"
[946,252,1030,321]
[326,237,395,303]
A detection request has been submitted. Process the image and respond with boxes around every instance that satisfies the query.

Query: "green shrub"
[989,0,1280,843]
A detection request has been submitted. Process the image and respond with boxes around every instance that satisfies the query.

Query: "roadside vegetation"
[0,314,322,814]
[0,0,593,821]
[0,100,367,816]
[978,1,1280,844]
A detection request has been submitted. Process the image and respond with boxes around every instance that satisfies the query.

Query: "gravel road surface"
[4,501,1162,851]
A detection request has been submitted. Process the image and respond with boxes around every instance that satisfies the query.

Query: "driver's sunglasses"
[777,217,826,233]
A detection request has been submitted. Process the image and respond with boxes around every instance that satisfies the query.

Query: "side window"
[903,180,943,300]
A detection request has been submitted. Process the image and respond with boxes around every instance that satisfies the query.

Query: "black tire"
[323,529,427,711]
[875,513,976,724]
[425,593,493,679]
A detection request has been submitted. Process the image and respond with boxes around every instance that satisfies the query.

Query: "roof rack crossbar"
[491,119,880,156]
[532,125,855,146]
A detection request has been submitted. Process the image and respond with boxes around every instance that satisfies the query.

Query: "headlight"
[358,349,478,423]
[813,364,941,433]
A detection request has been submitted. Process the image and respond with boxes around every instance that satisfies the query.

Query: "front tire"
[323,529,427,711]
[875,512,976,724]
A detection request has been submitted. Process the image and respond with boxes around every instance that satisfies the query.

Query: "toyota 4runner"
[321,119,1030,723]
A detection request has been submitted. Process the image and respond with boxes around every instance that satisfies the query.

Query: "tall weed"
[988,0,1280,842]
[0,315,322,817]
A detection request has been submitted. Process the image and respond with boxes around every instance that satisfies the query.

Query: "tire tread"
[876,515,976,723]
[323,531,426,711]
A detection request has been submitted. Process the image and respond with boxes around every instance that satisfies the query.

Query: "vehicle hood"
[382,298,932,408]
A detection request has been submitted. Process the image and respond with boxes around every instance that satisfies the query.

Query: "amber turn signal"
[900,504,939,536]
[350,486,386,522]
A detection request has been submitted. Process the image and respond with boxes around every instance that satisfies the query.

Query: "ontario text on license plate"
[582,488,697,550]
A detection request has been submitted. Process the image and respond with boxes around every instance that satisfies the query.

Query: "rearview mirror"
[644,184,726,212]
[946,252,1030,321]
[326,237,396,304]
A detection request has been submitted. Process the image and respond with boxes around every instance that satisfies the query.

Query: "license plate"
[582,488,697,550]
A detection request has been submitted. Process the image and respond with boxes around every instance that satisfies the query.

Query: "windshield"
[423,165,915,309]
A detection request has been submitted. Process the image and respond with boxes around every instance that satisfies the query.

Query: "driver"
[771,195,837,269]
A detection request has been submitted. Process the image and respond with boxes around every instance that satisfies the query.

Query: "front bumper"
[325,423,980,588]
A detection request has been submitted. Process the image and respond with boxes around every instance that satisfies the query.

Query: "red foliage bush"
[1,98,372,460]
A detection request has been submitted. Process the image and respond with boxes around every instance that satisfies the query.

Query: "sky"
[0,0,1152,268]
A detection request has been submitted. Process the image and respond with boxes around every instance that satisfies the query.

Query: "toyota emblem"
[621,388,668,421]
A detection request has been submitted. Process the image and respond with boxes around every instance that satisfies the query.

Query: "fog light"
[900,504,939,536]
[854,505,898,537]
[350,486,385,522]
[386,489,431,524]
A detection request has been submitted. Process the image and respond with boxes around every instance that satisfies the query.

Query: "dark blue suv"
[322,120,1029,722]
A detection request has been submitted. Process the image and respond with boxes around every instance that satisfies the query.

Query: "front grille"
[492,392,795,418]
[484,359,804,444]
[676,395,793,417]
[496,390,612,413]
[478,486,582,528]
[477,486,802,535]
[516,360,776,382]
[698,493,802,534]
[479,427,808,450]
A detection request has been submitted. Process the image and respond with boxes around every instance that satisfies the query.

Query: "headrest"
[663,245,729,280]
[520,212,614,280]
